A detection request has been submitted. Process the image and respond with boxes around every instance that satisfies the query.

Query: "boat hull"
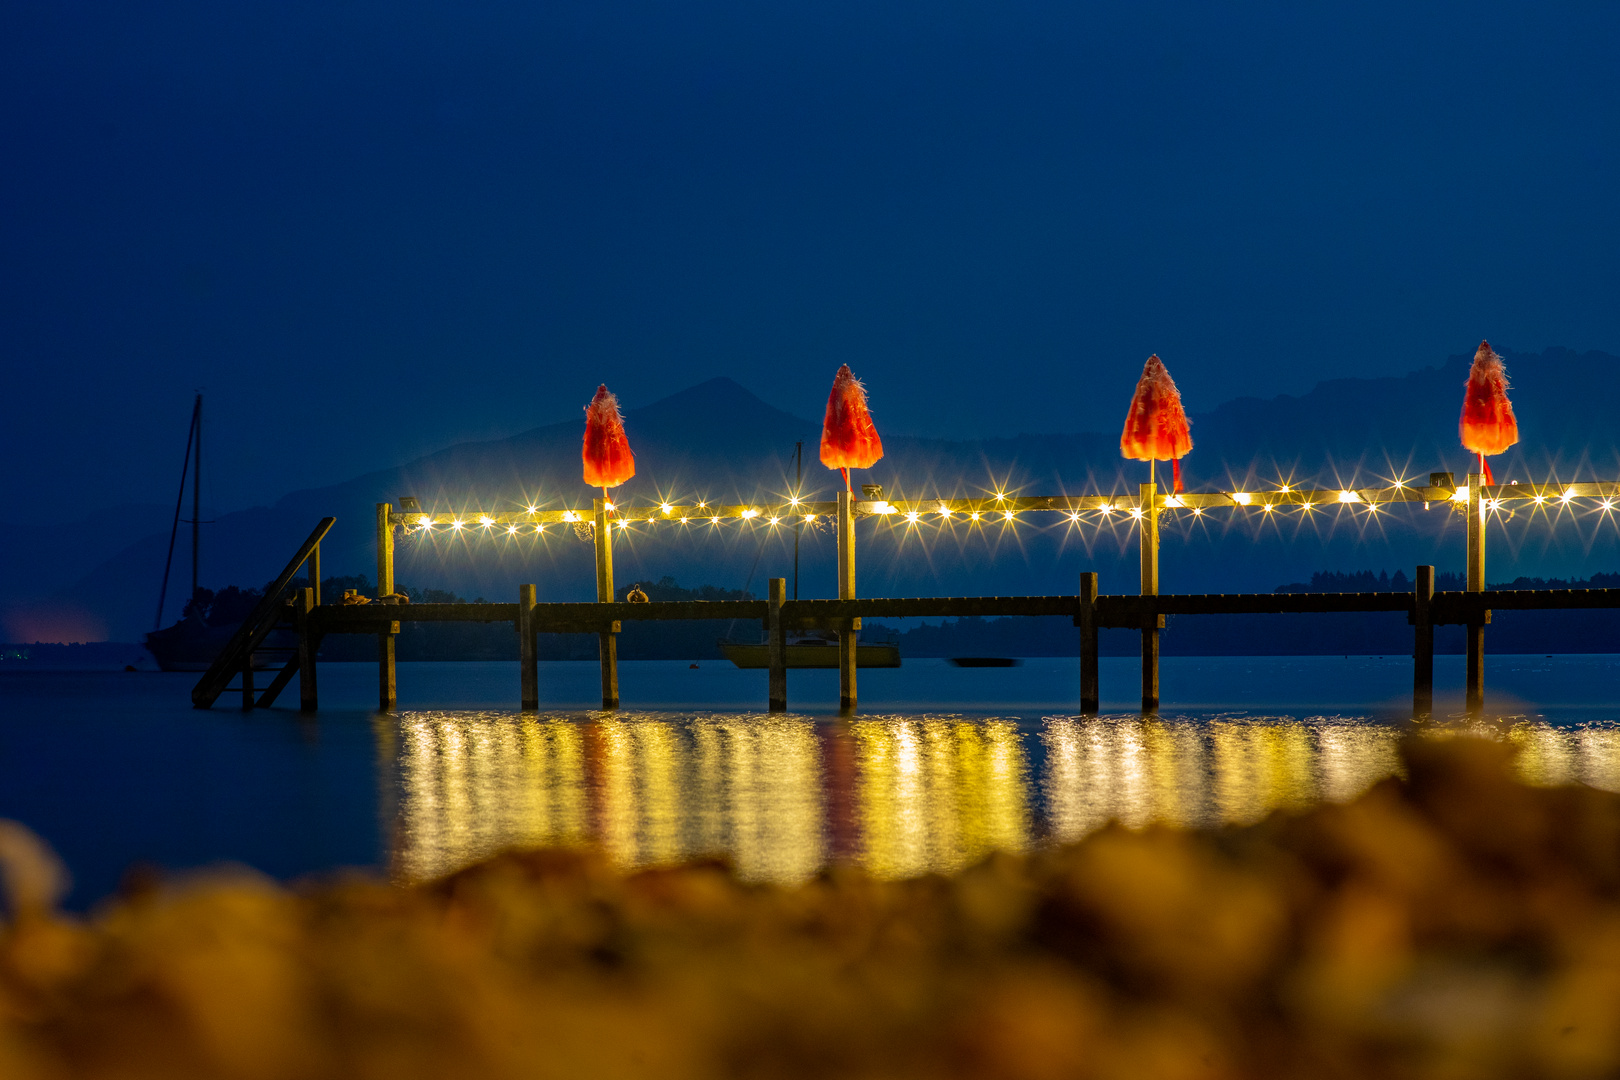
[719,642,901,669]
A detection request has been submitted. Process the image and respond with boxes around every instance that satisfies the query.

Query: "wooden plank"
[1466,472,1485,713]
[768,578,786,712]
[519,584,537,711]
[191,517,336,709]
[1141,482,1159,714]
[296,587,318,712]
[1079,572,1098,715]
[256,656,300,710]
[595,498,618,710]
[838,490,857,714]
[377,503,396,711]
[1413,566,1433,718]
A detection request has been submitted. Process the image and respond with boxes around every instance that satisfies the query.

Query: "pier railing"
[191,472,1620,716]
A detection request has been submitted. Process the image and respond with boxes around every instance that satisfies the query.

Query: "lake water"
[4,655,1620,908]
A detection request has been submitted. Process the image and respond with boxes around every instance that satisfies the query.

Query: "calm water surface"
[4,655,1620,908]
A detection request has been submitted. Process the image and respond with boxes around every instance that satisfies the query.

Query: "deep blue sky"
[3,1,1616,523]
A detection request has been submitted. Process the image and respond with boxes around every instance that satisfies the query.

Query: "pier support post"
[519,583,538,711]
[594,498,619,710]
[376,503,396,711]
[1413,565,1433,718]
[1466,473,1487,713]
[1139,482,1160,714]
[837,491,858,714]
[308,541,321,608]
[1079,571,1099,715]
[297,587,318,713]
[768,577,787,712]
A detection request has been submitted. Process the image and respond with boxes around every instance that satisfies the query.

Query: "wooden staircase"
[191,518,334,710]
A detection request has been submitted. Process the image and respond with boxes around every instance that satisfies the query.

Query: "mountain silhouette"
[20,350,1620,643]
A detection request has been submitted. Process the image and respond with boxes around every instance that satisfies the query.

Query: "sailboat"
[144,395,296,672]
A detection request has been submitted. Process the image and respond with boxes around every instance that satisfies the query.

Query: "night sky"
[3,1,1617,525]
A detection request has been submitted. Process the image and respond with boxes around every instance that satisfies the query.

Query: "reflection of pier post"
[1079,572,1099,715]
[1140,483,1161,714]
[1412,565,1434,717]
[1466,472,1487,713]
[767,578,787,712]
[837,491,858,714]
[593,498,619,710]
[376,502,397,711]
[518,583,538,711]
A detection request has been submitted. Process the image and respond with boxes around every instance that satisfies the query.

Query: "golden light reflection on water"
[390,711,1620,887]
[848,718,1030,878]
[1043,717,1403,841]
[1508,722,1620,792]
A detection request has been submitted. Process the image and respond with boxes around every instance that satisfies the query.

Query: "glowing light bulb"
[710,515,720,525]
[679,516,688,524]
[1129,507,1143,520]
[994,492,1005,501]
[1262,504,1274,512]
[603,501,615,512]
[661,503,672,515]
[1603,500,1615,511]
[1534,494,1546,504]
[562,511,578,522]
[1451,488,1469,503]
[698,501,707,509]
[451,520,464,530]
[479,516,493,527]
[1278,484,1291,493]
[1163,495,1182,508]
[804,514,815,523]
[1192,507,1203,516]
[938,503,952,517]
[1338,490,1359,503]
[525,505,537,514]
[741,508,759,518]
[1232,492,1251,505]
[1003,511,1014,521]
[1069,512,1081,522]
[789,496,801,507]
[1100,505,1113,516]
[617,520,628,530]
[506,525,517,535]
[970,512,981,521]
[1562,488,1577,502]
[535,524,544,533]
[418,515,431,525]
[768,516,780,525]
[905,510,920,523]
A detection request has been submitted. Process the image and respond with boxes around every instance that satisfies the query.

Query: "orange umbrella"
[1120,354,1192,492]
[582,385,635,506]
[819,365,884,493]
[1459,340,1518,485]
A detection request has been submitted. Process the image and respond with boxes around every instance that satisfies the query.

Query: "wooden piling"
[594,498,619,710]
[1140,482,1160,713]
[768,577,787,712]
[296,587,319,712]
[1412,565,1433,717]
[308,541,321,608]
[1079,571,1099,715]
[376,502,396,711]
[1466,473,1486,713]
[837,491,858,713]
[519,583,538,711]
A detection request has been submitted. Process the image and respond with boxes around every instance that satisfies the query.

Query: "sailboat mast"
[152,394,201,630]
[192,395,202,604]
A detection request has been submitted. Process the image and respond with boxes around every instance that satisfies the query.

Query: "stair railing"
[191,518,335,709]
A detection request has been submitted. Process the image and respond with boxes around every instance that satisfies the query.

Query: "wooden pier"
[192,472,1620,716]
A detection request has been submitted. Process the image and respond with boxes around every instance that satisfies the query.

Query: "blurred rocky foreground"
[4,736,1620,1080]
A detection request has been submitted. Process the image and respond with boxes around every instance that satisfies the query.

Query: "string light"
[1232,492,1252,505]
[603,501,615,512]
[768,516,780,525]
[970,511,981,521]
[741,508,759,519]
[1338,490,1359,503]
[661,504,672,515]
[804,513,815,523]
[1003,510,1015,521]
[562,511,579,522]
[905,510,920,523]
